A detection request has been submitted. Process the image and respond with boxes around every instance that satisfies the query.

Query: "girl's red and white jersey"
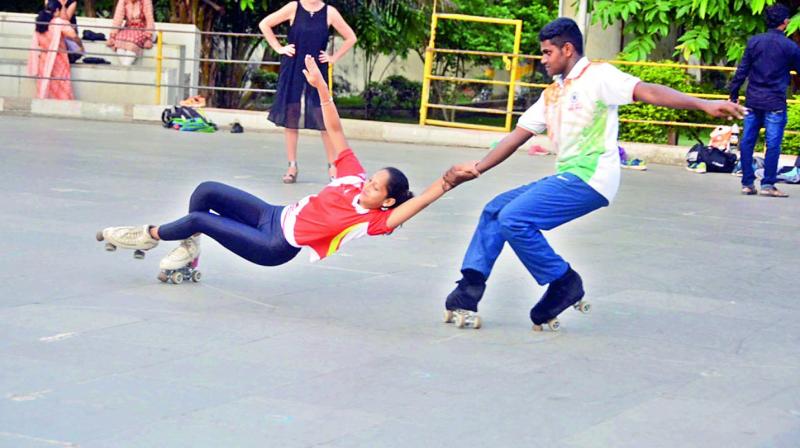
[281,149,394,261]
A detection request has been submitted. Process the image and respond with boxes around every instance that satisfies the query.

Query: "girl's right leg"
[283,128,299,183]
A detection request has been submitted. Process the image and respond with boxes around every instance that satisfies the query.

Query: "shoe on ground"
[741,185,757,195]
[759,185,789,198]
[527,145,550,156]
[159,236,201,270]
[686,162,707,173]
[100,225,159,250]
[622,158,647,171]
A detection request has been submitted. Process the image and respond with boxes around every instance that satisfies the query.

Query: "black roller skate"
[530,267,591,332]
[443,270,486,330]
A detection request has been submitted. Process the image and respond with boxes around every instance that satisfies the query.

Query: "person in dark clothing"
[259,1,357,184]
[729,3,800,197]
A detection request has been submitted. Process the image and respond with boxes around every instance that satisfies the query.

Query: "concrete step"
[0,58,184,105]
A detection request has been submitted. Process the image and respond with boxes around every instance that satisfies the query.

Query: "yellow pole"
[419,8,438,125]
[155,31,163,105]
[504,21,522,132]
[328,63,333,95]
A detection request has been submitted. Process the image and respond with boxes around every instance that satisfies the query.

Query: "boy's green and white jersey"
[517,57,640,202]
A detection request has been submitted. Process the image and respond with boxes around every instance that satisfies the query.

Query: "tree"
[591,0,779,63]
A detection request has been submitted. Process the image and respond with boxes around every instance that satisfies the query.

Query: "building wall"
[561,0,622,60]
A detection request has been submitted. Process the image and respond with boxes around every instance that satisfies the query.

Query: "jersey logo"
[568,92,582,111]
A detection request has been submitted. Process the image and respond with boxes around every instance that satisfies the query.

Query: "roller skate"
[157,236,201,284]
[443,270,486,330]
[530,267,590,332]
[96,225,159,259]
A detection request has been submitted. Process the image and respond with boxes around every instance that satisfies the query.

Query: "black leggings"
[158,181,300,266]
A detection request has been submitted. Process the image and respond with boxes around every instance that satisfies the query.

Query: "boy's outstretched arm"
[633,83,746,119]
[302,54,348,157]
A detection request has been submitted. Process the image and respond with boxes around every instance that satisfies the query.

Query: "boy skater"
[442,18,746,331]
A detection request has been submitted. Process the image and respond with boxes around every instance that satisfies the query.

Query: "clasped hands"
[442,160,481,192]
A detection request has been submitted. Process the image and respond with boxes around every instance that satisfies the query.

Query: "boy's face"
[540,39,572,77]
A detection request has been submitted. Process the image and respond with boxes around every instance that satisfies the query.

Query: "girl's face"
[358,169,396,210]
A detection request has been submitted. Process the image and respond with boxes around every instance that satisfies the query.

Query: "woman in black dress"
[259,0,357,183]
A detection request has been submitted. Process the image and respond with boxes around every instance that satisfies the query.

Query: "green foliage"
[591,0,773,63]
[436,0,557,65]
[782,97,800,155]
[362,75,422,118]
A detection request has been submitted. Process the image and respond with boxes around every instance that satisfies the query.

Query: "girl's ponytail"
[383,167,414,209]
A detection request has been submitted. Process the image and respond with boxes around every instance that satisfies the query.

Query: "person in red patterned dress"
[28,1,76,99]
[107,0,154,66]
[97,55,464,274]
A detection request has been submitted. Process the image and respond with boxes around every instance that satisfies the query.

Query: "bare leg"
[321,131,337,179]
[283,128,299,182]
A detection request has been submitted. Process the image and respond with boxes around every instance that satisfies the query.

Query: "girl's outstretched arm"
[303,55,349,158]
[385,177,451,229]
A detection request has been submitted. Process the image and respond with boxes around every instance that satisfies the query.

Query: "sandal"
[282,161,298,184]
[741,185,757,195]
[759,186,788,197]
[328,163,337,181]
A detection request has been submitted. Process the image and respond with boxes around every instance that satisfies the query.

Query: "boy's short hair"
[538,18,584,56]
[766,3,790,29]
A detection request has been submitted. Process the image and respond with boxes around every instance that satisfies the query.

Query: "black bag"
[686,143,737,173]
[686,143,704,165]
[702,147,737,173]
[82,30,106,41]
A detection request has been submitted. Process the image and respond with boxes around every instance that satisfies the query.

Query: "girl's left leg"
[158,181,277,240]
[155,181,298,266]
[320,131,337,180]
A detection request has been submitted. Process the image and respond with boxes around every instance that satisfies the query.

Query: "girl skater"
[97,56,460,280]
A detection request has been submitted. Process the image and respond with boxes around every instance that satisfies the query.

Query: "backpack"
[686,142,737,173]
[161,106,217,132]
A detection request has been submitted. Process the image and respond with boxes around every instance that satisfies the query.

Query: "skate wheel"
[171,271,184,284]
[104,243,116,252]
[443,310,454,323]
[454,313,466,328]
[96,230,104,241]
[133,250,145,259]
[157,272,168,283]
[574,301,591,314]
[548,319,560,332]
[191,271,202,282]
[473,315,482,329]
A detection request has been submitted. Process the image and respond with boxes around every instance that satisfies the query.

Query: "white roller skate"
[443,309,482,329]
[96,225,159,259]
[157,236,201,284]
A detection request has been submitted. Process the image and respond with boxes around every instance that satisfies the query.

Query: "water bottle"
[730,124,740,154]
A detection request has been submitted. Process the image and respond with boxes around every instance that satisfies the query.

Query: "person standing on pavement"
[259,1,357,184]
[729,3,800,197]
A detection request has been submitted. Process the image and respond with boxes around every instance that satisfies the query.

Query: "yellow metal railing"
[420,9,800,136]
[419,11,523,132]
[155,31,163,104]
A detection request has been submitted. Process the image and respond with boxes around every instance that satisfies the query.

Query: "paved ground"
[1,115,799,447]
